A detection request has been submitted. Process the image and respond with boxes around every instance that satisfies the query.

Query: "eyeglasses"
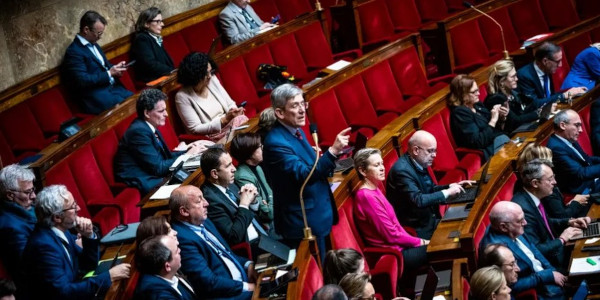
[61,201,78,212]
[149,19,164,24]
[288,101,309,110]
[89,28,104,36]
[416,146,437,154]
[9,187,36,197]
[502,260,517,268]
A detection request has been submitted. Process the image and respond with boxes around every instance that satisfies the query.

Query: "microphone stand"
[464,1,510,60]
[299,125,320,241]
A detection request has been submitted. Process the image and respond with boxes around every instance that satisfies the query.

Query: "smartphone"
[271,14,281,23]
[240,101,247,107]
[124,60,136,68]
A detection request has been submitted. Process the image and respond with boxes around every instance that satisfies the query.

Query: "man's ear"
[52,213,62,225]
[499,222,509,234]
[164,261,172,273]
[5,192,14,201]
[273,107,285,120]
[144,109,150,120]
[210,168,219,180]
[179,206,189,217]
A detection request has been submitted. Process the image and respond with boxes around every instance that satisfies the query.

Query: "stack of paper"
[569,255,600,275]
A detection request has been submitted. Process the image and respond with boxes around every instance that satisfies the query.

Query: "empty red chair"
[180,19,222,53]
[274,0,312,22]
[449,19,494,73]
[509,0,549,42]
[0,102,50,157]
[90,129,126,188]
[294,22,361,70]
[0,132,16,166]
[361,61,406,114]
[163,32,191,67]
[575,0,600,20]
[479,7,521,56]
[218,57,263,115]
[577,105,593,156]
[27,87,78,136]
[385,0,424,34]
[308,90,352,147]
[387,47,448,99]
[539,0,579,30]
[355,0,405,51]
[268,33,313,83]
[289,242,323,300]
[416,0,450,21]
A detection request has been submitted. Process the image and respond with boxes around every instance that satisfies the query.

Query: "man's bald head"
[408,130,438,168]
[489,201,526,239]
[169,185,209,225]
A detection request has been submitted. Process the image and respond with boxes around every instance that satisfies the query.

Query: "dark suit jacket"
[22,226,111,300]
[263,122,338,239]
[0,201,35,283]
[62,36,133,114]
[484,91,539,134]
[130,32,174,83]
[546,134,600,194]
[542,186,588,219]
[133,273,195,300]
[516,62,562,108]
[511,188,569,269]
[479,227,563,300]
[385,154,447,239]
[450,103,505,161]
[171,219,251,300]
[114,119,184,195]
[201,183,256,246]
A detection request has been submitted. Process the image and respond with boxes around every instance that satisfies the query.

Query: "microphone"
[298,124,320,241]
[464,1,510,60]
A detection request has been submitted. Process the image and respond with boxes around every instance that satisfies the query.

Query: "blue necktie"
[543,74,551,98]
[240,8,259,29]
[87,43,114,85]
[199,226,248,281]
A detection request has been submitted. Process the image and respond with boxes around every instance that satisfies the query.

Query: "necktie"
[199,226,248,281]
[240,8,259,29]
[155,132,168,157]
[156,35,163,47]
[543,74,551,98]
[295,129,303,140]
[537,202,555,239]
[226,188,237,202]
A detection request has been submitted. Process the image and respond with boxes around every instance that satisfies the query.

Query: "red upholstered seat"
[449,19,494,73]
[382,148,400,191]
[165,86,211,143]
[114,114,137,140]
[495,173,517,202]
[385,0,424,33]
[478,84,488,103]
[181,19,222,53]
[539,0,579,30]
[575,0,600,20]
[416,0,450,21]
[551,54,569,93]
[308,90,351,147]
[0,102,48,154]
[45,161,121,235]
[445,0,467,12]
[109,53,138,92]
[561,33,592,65]
[274,0,312,22]
[508,0,549,42]
[0,132,16,166]
[356,0,405,51]
[163,32,191,67]
[250,0,280,23]
[480,8,521,56]
[243,44,276,92]
[577,105,593,156]
[91,129,125,188]
[157,117,181,151]
[294,22,335,70]
[362,61,406,114]
[387,47,446,99]
[268,34,312,82]
[299,254,323,300]
[27,87,77,136]
[218,57,263,115]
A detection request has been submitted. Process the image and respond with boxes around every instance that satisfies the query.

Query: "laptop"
[572,222,600,240]
[254,235,296,272]
[334,132,368,173]
[446,160,491,204]
[415,267,450,300]
[100,222,140,245]
[441,202,474,222]
[511,104,555,134]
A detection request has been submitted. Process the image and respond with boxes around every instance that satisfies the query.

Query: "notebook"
[254,235,296,272]
[100,222,140,245]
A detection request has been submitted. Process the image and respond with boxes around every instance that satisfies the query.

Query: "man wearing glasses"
[480,201,566,300]
[22,185,131,300]
[62,10,133,114]
[386,130,474,239]
[0,164,37,295]
[480,244,521,285]
[517,41,587,108]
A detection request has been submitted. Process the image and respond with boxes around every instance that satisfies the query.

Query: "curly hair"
[177,52,217,87]
[448,74,476,107]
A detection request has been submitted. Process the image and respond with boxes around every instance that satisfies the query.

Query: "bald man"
[386,130,474,239]
[547,109,600,194]
[479,201,565,300]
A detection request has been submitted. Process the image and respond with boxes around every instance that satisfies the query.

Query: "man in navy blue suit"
[114,89,205,195]
[263,83,350,257]
[517,41,587,109]
[0,164,37,294]
[62,10,133,114]
[23,185,131,300]
[479,201,565,300]
[170,185,256,300]
[547,109,600,194]
[134,235,196,300]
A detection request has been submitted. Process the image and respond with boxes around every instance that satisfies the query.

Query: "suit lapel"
[278,125,314,166]
[508,236,535,271]
[528,64,545,97]
[75,38,107,70]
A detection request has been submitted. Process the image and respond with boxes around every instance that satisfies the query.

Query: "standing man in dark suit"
[200,147,269,251]
[547,109,600,194]
[219,0,276,44]
[134,235,196,300]
[62,10,133,114]
[115,89,205,195]
[23,185,130,300]
[511,159,588,271]
[263,83,351,257]
[130,7,175,83]
[170,185,256,300]
[0,164,37,294]
[479,201,566,300]
[386,130,473,239]
[517,41,587,109]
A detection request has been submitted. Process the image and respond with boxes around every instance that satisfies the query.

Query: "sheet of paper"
[585,237,600,244]
[275,270,288,280]
[569,255,600,275]
[326,60,351,71]
[150,184,181,200]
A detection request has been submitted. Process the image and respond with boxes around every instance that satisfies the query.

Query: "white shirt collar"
[51,226,69,244]
[555,134,573,146]
[154,275,181,296]
[76,34,92,47]
[533,62,546,80]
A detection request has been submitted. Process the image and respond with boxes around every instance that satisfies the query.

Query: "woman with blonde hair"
[470,266,511,300]
[448,74,510,161]
[516,143,589,218]
[486,60,541,133]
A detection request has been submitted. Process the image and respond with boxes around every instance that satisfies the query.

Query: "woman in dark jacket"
[449,74,510,161]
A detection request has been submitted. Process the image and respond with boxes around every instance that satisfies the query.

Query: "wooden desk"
[569,203,600,295]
